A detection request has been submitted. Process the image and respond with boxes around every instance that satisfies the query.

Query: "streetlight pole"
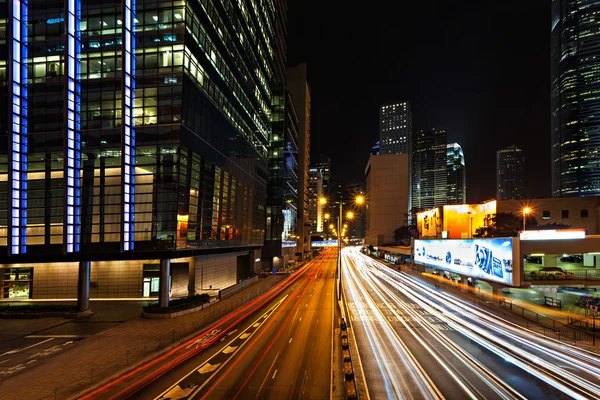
[338,200,342,300]
[319,195,364,302]
[522,207,531,231]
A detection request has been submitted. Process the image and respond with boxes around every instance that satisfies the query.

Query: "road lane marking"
[222,346,238,354]
[0,338,54,356]
[289,338,293,344]
[299,317,302,321]
[272,369,278,379]
[240,333,250,340]
[0,359,10,365]
[154,294,288,400]
[25,335,87,339]
[198,363,221,374]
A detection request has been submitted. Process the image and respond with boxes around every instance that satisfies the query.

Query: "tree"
[393,225,411,245]
[537,222,571,230]
[473,212,538,238]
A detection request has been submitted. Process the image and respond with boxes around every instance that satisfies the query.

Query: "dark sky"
[287,1,551,203]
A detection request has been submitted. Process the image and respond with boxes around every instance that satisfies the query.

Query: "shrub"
[143,293,211,314]
[0,304,78,313]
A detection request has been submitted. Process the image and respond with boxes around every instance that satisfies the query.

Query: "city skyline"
[288,0,552,202]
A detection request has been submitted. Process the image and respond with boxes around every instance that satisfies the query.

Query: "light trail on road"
[342,247,600,400]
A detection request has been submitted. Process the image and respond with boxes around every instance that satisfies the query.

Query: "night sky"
[288,1,551,203]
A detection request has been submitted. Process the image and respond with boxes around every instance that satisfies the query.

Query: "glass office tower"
[0,0,283,299]
[551,0,600,197]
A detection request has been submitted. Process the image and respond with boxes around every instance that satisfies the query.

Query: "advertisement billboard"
[414,238,513,285]
[417,208,442,238]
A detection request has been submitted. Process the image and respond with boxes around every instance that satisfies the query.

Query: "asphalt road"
[134,248,342,400]
[342,247,600,400]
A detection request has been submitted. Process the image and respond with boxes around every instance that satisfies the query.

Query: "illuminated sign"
[311,240,338,247]
[282,241,297,247]
[519,229,585,241]
[415,238,513,285]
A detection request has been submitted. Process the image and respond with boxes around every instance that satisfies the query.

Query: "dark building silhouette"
[496,146,525,200]
[551,0,600,197]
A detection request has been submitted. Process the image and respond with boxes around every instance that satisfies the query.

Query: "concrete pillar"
[490,285,505,306]
[159,259,171,308]
[459,275,469,293]
[542,255,557,267]
[188,257,196,297]
[77,261,91,312]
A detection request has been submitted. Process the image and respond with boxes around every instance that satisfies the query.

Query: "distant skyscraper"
[379,102,412,155]
[496,145,525,200]
[288,64,312,259]
[371,141,380,155]
[411,129,448,211]
[447,143,466,204]
[313,155,331,197]
[308,169,324,233]
[551,1,600,197]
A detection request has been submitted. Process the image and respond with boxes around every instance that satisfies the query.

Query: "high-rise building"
[551,1,600,197]
[496,145,525,200]
[287,64,311,260]
[308,169,324,233]
[264,89,299,268]
[447,143,466,204]
[371,142,380,156]
[313,155,331,197]
[263,0,300,269]
[0,0,284,304]
[379,102,412,155]
[365,154,409,245]
[410,129,448,212]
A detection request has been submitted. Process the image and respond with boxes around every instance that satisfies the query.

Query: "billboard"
[417,208,442,238]
[519,229,585,240]
[414,238,513,285]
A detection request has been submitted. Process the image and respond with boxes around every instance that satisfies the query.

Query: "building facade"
[365,154,409,246]
[496,145,525,200]
[410,129,448,212]
[417,197,600,239]
[287,63,311,260]
[379,102,411,155]
[313,154,330,197]
[447,143,466,204]
[0,0,286,302]
[308,168,323,233]
[551,0,600,197]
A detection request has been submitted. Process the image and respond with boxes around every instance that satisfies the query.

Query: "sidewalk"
[0,274,287,400]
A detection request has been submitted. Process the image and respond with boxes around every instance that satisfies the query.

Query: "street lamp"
[467,210,476,238]
[324,213,330,220]
[522,207,531,231]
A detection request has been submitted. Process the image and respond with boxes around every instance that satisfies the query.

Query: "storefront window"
[1,268,33,299]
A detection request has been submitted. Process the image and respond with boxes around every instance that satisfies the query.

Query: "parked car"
[526,256,543,264]
[560,255,583,263]
[530,267,574,280]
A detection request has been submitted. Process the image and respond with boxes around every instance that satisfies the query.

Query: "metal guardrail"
[524,269,600,281]
[340,318,358,400]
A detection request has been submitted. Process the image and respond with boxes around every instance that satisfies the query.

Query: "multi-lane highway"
[342,246,600,400]
[128,248,342,400]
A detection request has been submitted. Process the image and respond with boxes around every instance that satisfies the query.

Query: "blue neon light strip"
[9,0,29,255]
[65,0,82,252]
[122,0,136,251]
